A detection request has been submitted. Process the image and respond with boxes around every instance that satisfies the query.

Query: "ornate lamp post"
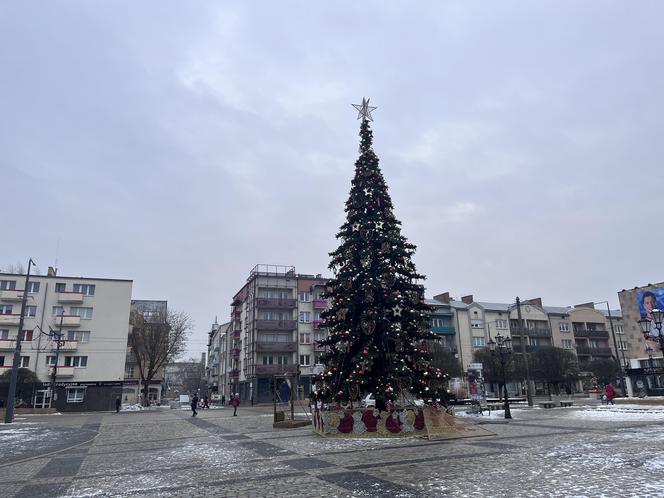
[488,333,512,419]
[639,309,664,354]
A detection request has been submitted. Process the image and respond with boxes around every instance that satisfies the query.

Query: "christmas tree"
[317,99,445,408]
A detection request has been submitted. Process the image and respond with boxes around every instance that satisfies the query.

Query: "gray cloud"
[2,2,662,354]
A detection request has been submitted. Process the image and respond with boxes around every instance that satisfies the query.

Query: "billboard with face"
[637,288,664,353]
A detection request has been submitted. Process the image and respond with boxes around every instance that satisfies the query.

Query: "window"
[27,281,40,293]
[587,323,598,332]
[0,280,16,290]
[589,340,599,349]
[300,333,311,344]
[67,387,86,403]
[314,311,323,321]
[615,324,624,334]
[64,356,88,367]
[55,283,66,293]
[124,365,135,377]
[46,356,57,366]
[298,292,311,302]
[314,331,326,343]
[299,311,311,323]
[70,307,93,319]
[618,340,628,350]
[66,330,90,343]
[472,337,485,347]
[495,319,508,329]
[561,339,573,349]
[20,356,30,368]
[559,322,570,332]
[262,311,290,320]
[277,355,289,365]
[315,353,325,365]
[470,320,483,329]
[0,356,4,366]
[528,337,539,346]
[19,330,33,341]
[262,355,274,365]
[0,305,13,315]
[0,329,8,339]
[300,354,311,366]
[73,284,95,296]
[25,305,37,317]
[52,306,65,316]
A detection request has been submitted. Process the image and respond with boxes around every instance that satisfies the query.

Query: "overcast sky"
[2,2,663,357]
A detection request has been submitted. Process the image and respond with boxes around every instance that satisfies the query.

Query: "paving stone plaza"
[1,402,663,497]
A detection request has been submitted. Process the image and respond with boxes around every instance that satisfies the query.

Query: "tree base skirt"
[311,406,495,440]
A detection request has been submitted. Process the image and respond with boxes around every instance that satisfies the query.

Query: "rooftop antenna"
[54,238,60,273]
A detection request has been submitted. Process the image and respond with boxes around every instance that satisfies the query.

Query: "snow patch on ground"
[0,426,57,444]
[456,408,527,419]
[121,404,144,411]
[570,405,664,421]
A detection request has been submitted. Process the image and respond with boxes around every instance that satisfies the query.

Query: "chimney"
[461,295,474,304]
[434,292,450,304]
[47,266,57,277]
[574,302,595,309]
[526,297,543,307]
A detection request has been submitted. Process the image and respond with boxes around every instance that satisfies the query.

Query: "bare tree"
[4,262,26,274]
[129,309,192,406]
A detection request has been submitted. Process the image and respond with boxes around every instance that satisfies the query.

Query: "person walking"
[232,393,240,416]
[191,394,199,417]
[221,394,226,406]
[203,395,210,409]
[605,384,616,405]
[115,396,121,414]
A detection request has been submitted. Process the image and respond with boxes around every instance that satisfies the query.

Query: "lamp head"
[639,318,652,339]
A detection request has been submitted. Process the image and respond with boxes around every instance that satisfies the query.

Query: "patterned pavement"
[1,402,663,497]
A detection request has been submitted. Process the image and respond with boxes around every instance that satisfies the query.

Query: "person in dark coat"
[203,395,210,409]
[115,396,121,414]
[231,393,240,416]
[221,394,226,406]
[191,394,199,417]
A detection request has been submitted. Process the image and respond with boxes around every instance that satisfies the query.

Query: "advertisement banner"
[637,288,664,352]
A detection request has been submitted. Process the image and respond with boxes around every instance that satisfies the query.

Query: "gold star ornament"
[352,97,377,122]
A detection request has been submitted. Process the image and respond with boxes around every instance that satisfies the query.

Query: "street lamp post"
[4,258,36,424]
[488,332,513,419]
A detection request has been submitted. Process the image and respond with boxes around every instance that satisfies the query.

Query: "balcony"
[314,342,328,352]
[313,299,328,310]
[591,347,613,356]
[431,325,455,335]
[57,292,84,304]
[230,368,240,378]
[256,298,297,309]
[576,346,591,355]
[233,330,241,339]
[256,319,297,331]
[0,314,21,326]
[53,340,78,351]
[574,329,609,338]
[232,309,242,318]
[0,290,23,301]
[49,366,75,377]
[255,364,297,376]
[213,346,220,352]
[0,339,16,350]
[511,327,552,337]
[256,341,297,353]
[55,315,81,327]
[232,348,241,358]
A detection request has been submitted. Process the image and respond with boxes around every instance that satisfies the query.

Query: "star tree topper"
[352,97,377,121]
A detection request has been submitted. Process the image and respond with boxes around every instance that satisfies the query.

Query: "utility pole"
[604,303,628,398]
[4,259,35,424]
[516,297,534,407]
[49,314,65,409]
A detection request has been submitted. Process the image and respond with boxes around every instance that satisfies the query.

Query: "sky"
[2,2,663,357]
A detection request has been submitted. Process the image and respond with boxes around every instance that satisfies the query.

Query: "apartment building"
[206,319,231,396]
[224,265,331,404]
[0,269,131,411]
[123,299,168,405]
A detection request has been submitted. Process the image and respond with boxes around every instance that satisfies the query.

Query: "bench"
[539,401,556,409]
[559,401,574,408]
[487,403,504,411]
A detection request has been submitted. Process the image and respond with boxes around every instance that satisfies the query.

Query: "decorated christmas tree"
[317,99,445,409]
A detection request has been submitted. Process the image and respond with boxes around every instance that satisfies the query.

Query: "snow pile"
[571,404,664,421]
[121,404,144,411]
[456,408,526,419]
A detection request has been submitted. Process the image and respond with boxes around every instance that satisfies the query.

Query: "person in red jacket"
[231,393,240,416]
[605,384,616,405]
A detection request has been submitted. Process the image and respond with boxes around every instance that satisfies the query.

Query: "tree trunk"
[141,376,153,407]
